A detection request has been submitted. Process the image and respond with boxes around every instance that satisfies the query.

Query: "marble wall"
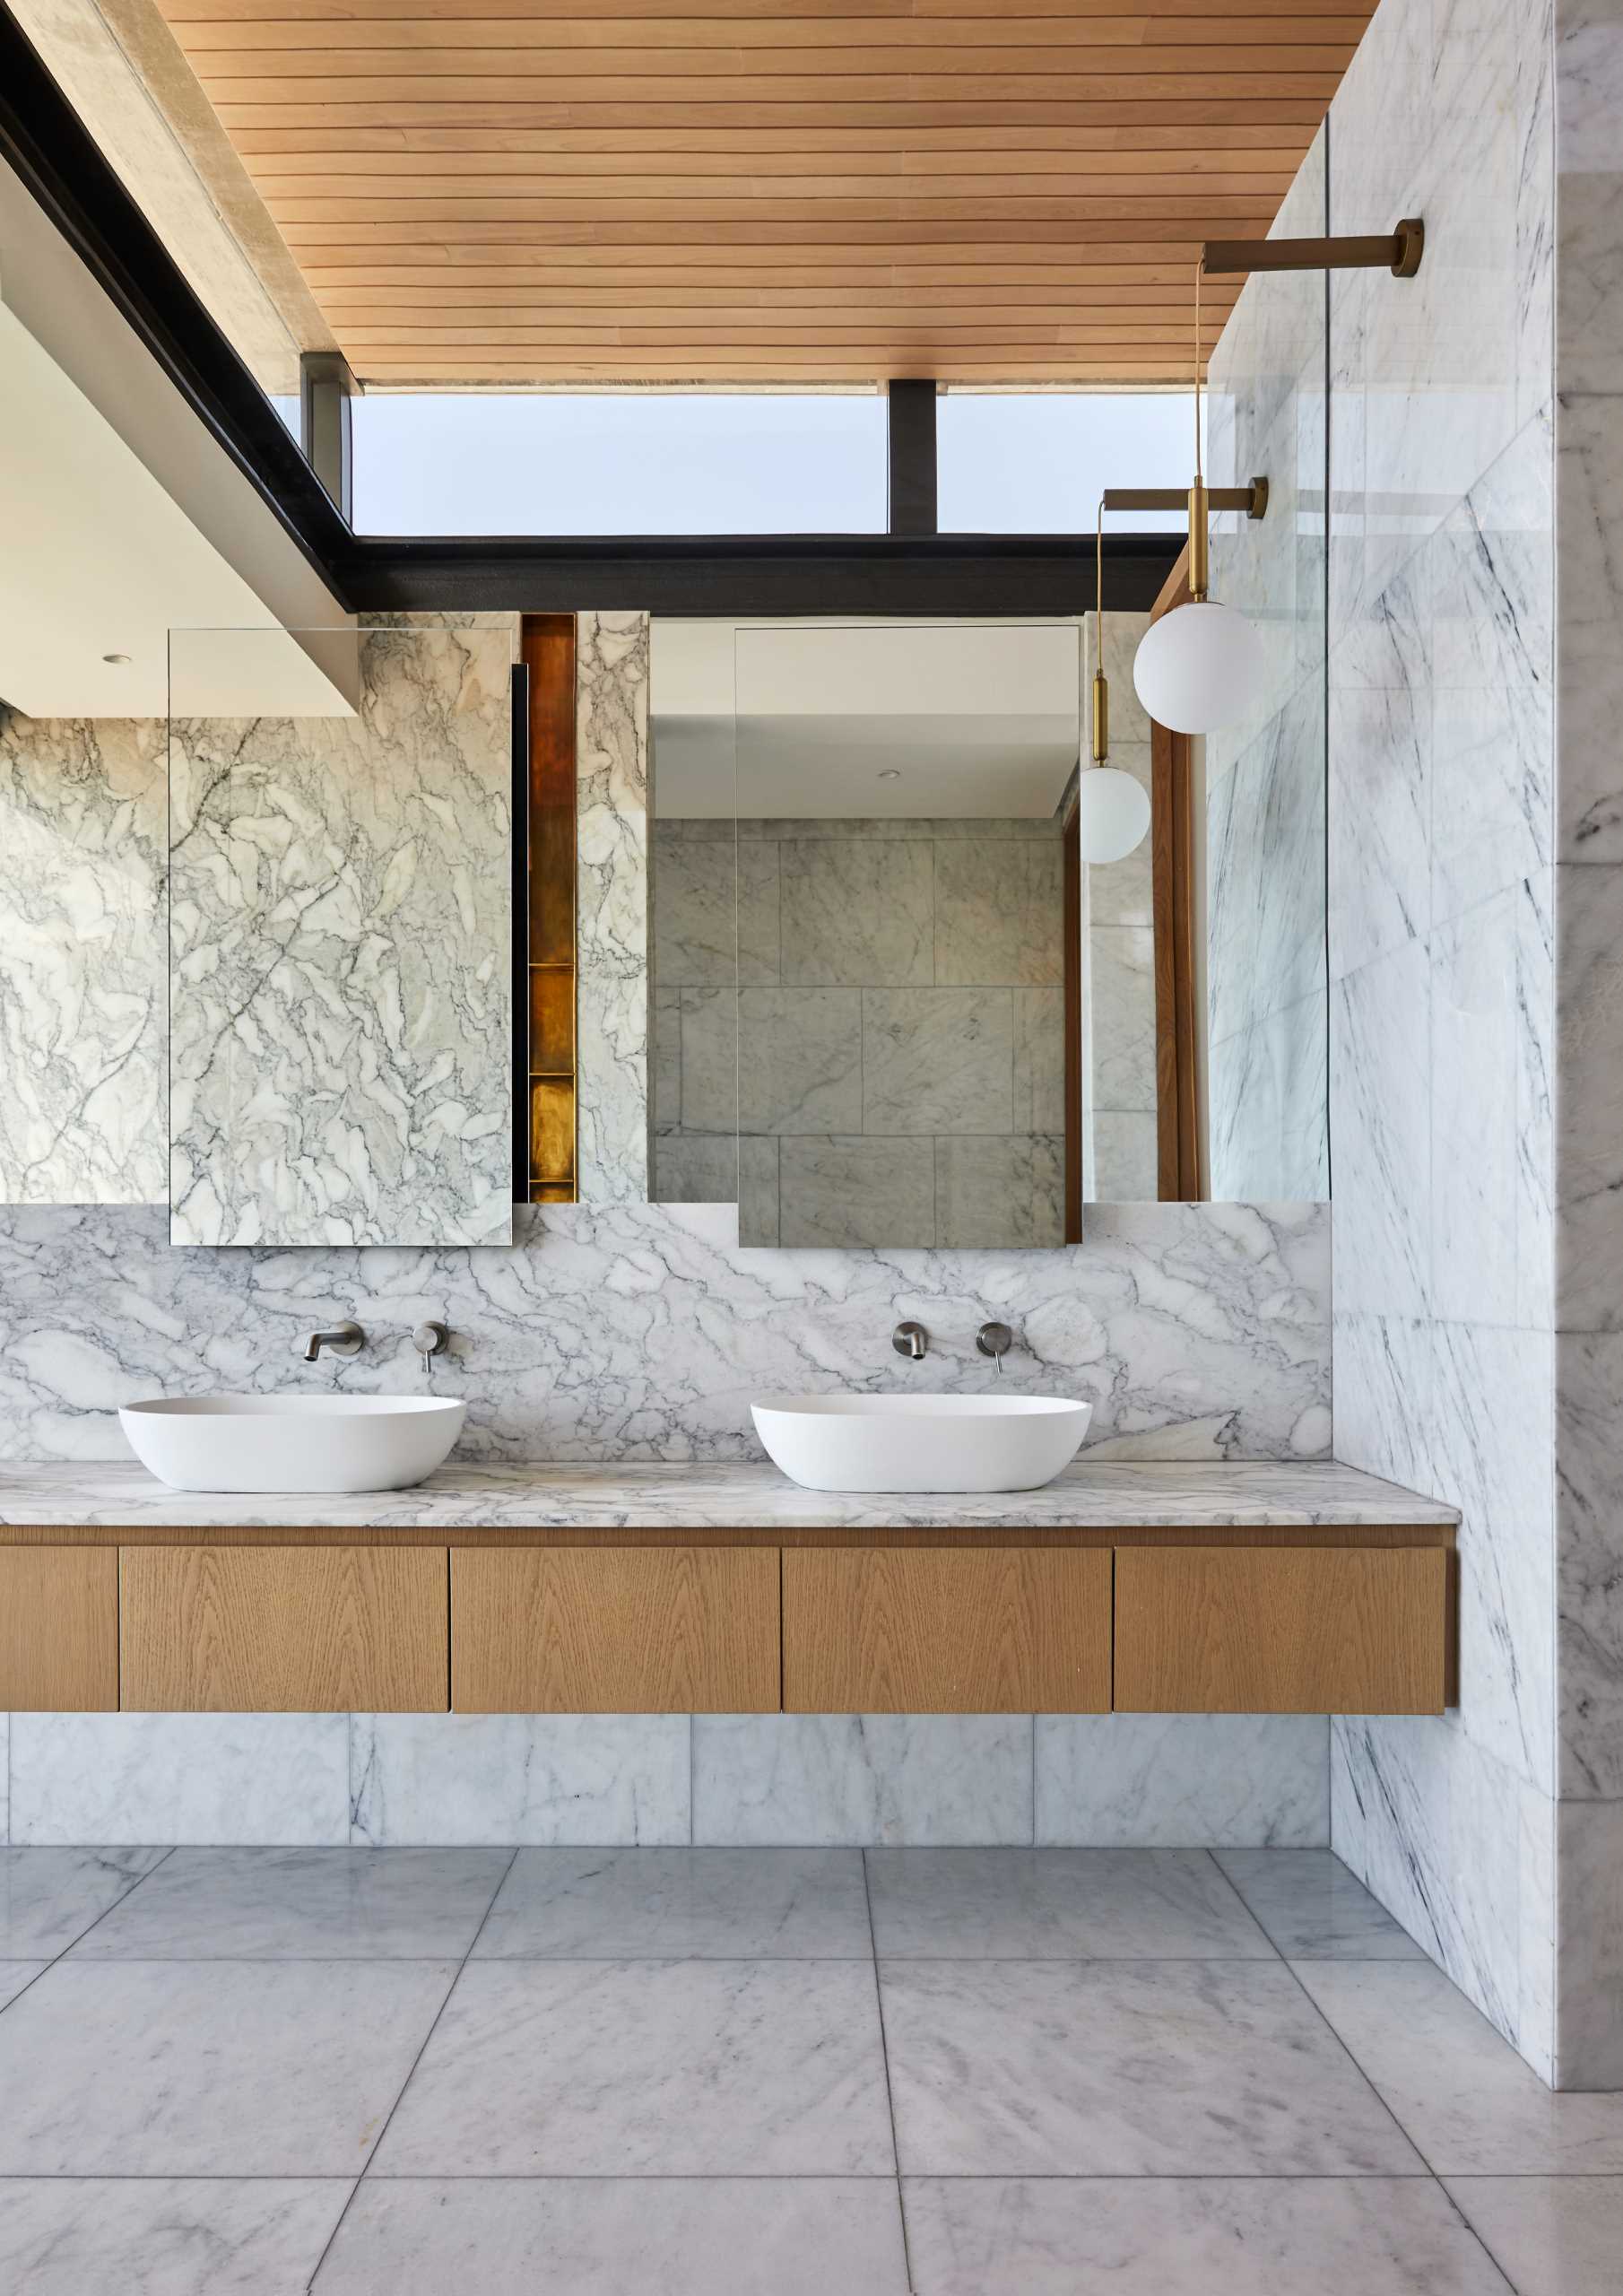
[653,815,1067,1247]
[576,610,652,1205]
[1080,613,1159,1200]
[1280,0,1565,2081]
[1205,129,1331,1205]
[1551,0,1623,2092]
[0,1196,1330,1465]
[0,1709,1330,1851]
[0,710,165,1205]
[169,623,514,1248]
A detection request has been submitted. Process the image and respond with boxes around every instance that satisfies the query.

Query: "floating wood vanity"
[0,1461,1457,1719]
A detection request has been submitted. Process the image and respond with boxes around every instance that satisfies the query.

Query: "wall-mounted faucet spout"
[297,1320,365,1362]
[892,1320,928,1361]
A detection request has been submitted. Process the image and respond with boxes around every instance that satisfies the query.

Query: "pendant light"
[1075,499,1152,865]
[1132,259,1263,735]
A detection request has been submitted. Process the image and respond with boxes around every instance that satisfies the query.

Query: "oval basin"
[751,1393,1092,1494]
[120,1395,464,1494]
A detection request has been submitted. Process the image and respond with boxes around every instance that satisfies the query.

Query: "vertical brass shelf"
[522,614,577,1204]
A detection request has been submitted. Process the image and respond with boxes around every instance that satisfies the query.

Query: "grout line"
[0,2169,1536,2185]
[0,1848,178,2022]
[303,1846,519,2292]
[861,1848,916,2293]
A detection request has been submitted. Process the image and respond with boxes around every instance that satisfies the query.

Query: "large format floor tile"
[1296,1961,1623,2172]
[0,1960,456,2175]
[881,1959,1424,2175]
[901,2178,1514,2295]
[0,2177,348,2296]
[473,1847,872,1960]
[71,1848,513,1961]
[1441,2177,1623,2296]
[373,1958,895,2176]
[865,1848,1276,1960]
[0,1966,46,2011]
[1214,1849,1426,1959]
[314,2179,911,2295]
[0,1848,168,1957]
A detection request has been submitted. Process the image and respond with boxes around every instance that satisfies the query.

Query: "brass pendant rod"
[1202,218,1424,278]
[1104,481,1268,519]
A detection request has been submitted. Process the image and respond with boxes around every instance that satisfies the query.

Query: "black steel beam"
[887,380,938,536]
[329,532,1177,618]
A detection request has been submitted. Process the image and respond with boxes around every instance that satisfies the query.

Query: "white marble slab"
[0,1197,1333,1466]
[1035,1715,1330,1849]
[7,1713,351,1847]
[0,1457,1456,1531]
[576,610,652,1204]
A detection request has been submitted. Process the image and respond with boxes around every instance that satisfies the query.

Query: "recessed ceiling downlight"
[877,768,902,780]
[102,652,133,665]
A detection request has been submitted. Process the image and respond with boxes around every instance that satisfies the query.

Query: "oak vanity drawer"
[782,1547,1111,1713]
[451,1547,780,1712]
[119,1546,449,1711]
[0,1547,118,1710]
[1113,1545,1449,1714]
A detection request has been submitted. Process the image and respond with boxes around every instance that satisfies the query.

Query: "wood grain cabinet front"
[1113,1545,1450,1715]
[782,1547,1112,1713]
[0,1547,118,1711]
[451,1547,781,1713]
[119,1546,450,1712]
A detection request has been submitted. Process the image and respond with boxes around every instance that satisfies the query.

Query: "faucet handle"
[976,1321,1015,1369]
[892,1320,929,1361]
[412,1321,449,1359]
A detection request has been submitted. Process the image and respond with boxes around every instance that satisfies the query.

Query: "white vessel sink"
[119,1396,465,1494]
[751,1393,1092,1494]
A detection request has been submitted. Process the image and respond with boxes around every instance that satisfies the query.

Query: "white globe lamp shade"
[1074,767,1151,865]
[1132,596,1263,735]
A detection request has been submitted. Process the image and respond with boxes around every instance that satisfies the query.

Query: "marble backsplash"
[0,1196,1330,1464]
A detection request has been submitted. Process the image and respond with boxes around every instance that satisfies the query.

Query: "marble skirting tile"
[6,1714,351,1847]
[1034,1716,1329,1848]
[349,1716,690,1847]
[691,1716,1034,1847]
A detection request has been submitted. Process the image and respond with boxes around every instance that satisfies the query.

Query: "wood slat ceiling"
[154,0,1371,386]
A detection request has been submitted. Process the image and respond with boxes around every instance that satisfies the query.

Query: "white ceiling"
[651,618,1083,820]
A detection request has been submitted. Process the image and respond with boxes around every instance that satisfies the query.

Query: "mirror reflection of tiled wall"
[654,817,1065,1248]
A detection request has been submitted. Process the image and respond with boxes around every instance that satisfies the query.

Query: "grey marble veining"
[0,1456,1452,1532]
[0,1196,1332,1466]
[473,1846,871,1959]
[168,626,513,1248]
[0,2179,349,2296]
[0,710,166,1210]
[576,611,652,1204]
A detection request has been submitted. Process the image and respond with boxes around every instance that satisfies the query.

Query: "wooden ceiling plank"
[176,14,1360,50]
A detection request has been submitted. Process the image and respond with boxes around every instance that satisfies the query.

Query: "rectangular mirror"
[652,604,1328,1248]
[168,623,513,1248]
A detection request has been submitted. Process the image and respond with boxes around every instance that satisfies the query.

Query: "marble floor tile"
[1441,2177,1623,2296]
[314,2178,911,2295]
[473,1847,872,1959]
[864,1849,1275,1960]
[1213,1849,1426,1960]
[0,1848,168,1957]
[880,1959,1423,2175]
[902,2178,1514,2296]
[0,2177,349,2296]
[0,1965,46,2010]
[373,1957,894,2176]
[71,1848,513,1961]
[0,1959,456,2175]
[1295,1961,1623,2172]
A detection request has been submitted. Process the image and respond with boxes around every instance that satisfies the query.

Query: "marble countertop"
[0,1457,1458,1532]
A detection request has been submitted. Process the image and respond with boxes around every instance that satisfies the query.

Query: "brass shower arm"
[1103,479,1269,521]
[1202,218,1424,279]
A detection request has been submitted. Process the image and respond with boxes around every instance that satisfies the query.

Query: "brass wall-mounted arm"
[1202,218,1424,279]
[1104,479,1269,521]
